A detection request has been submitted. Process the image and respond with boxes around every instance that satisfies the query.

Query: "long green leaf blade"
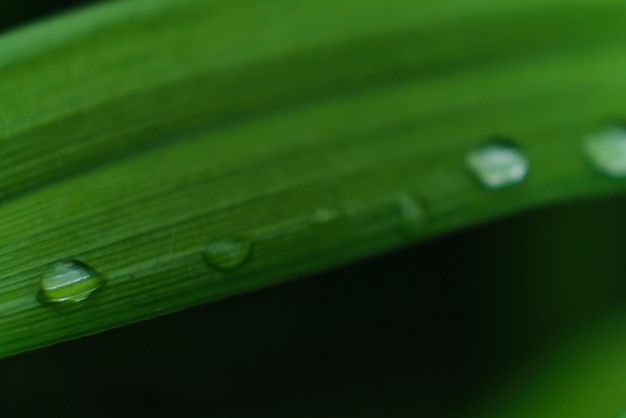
[2,0,626,358]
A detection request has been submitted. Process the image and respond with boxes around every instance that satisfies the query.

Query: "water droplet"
[38,259,107,304]
[466,138,529,189]
[346,197,397,235]
[395,193,428,239]
[583,125,626,178]
[308,208,340,225]
[202,239,253,272]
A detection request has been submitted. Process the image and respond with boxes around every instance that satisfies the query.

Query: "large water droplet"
[583,125,626,178]
[38,259,107,304]
[395,193,428,239]
[466,139,529,189]
[202,239,253,272]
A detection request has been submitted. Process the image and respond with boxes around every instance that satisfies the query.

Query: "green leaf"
[2,0,626,359]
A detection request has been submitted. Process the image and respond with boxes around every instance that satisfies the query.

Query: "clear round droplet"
[202,240,253,272]
[466,138,529,189]
[583,125,626,178]
[395,193,428,239]
[38,259,107,304]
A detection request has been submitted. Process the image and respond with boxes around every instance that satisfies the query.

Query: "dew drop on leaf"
[38,259,107,304]
[395,193,428,239]
[308,208,340,225]
[466,138,529,189]
[202,239,253,272]
[583,124,626,178]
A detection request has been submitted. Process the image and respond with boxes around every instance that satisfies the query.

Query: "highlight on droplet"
[466,138,529,189]
[202,239,253,272]
[395,192,428,239]
[583,124,626,178]
[308,208,340,225]
[38,259,107,304]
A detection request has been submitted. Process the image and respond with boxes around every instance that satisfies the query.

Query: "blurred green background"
[2,2,626,417]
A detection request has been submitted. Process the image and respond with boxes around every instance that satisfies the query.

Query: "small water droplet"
[395,193,428,239]
[583,125,626,178]
[202,240,253,272]
[346,197,396,235]
[466,138,529,189]
[38,259,107,304]
[309,208,340,225]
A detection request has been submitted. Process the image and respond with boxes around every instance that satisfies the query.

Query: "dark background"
[0,0,87,32]
[2,3,626,417]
